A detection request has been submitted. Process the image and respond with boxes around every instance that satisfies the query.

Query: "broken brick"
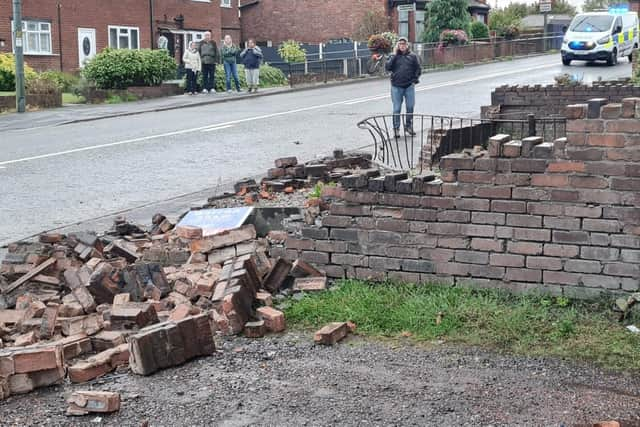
[67,391,121,416]
[243,320,266,338]
[262,258,292,293]
[293,277,327,292]
[256,307,285,333]
[314,322,350,345]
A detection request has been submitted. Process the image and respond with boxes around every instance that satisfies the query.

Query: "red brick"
[565,259,602,273]
[550,190,580,202]
[604,263,640,277]
[601,103,622,119]
[507,241,543,255]
[286,238,315,251]
[606,120,640,133]
[467,265,505,279]
[543,244,579,257]
[566,119,604,132]
[314,322,350,345]
[506,214,542,228]
[543,217,580,230]
[564,206,602,218]
[243,320,266,338]
[531,175,569,187]
[582,219,622,233]
[495,173,530,186]
[543,271,581,285]
[528,202,563,216]
[475,186,512,199]
[565,104,587,119]
[505,268,542,282]
[491,200,526,213]
[546,161,586,173]
[490,254,525,267]
[611,178,640,191]
[511,187,550,200]
[527,256,562,270]
[471,238,504,252]
[66,391,121,416]
[513,228,551,242]
[587,134,626,147]
[419,248,455,262]
[471,212,505,225]
[257,307,285,332]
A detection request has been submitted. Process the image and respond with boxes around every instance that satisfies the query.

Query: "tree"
[489,9,522,35]
[353,9,391,41]
[422,0,472,43]
[582,0,611,11]
[502,2,531,19]
[549,0,577,15]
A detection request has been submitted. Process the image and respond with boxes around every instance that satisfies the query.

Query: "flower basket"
[439,29,469,46]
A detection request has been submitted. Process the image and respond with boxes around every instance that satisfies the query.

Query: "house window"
[415,11,426,42]
[11,20,52,55]
[185,32,206,48]
[398,10,409,39]
[108,26,139,49]
[221,0,231,7]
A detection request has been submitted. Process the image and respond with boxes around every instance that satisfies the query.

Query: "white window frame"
[221,0,232,7]
[108,25,140,50]
[184,31,206,49]
[11,19,52,55]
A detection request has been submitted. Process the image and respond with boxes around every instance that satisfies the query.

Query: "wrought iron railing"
[357,113,566,173]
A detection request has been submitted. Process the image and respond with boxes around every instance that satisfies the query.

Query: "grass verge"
[285,280,640,371]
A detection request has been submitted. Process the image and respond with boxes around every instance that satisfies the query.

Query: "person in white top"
[183,41,202,95]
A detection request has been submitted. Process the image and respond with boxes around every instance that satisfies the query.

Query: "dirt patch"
[2,334,639,426]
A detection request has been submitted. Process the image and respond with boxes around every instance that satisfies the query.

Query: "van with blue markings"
[561,9,639,66]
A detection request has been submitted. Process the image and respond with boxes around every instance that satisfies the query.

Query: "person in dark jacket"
[240,39,263,93]
[385,37,421,138]
[198,32,219,94]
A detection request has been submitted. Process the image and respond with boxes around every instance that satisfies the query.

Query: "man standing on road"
[385,37,421,138]
[198,32,219,94]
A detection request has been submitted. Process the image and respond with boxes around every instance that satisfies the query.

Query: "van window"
[570,15,614,32]
[622,14,637,27]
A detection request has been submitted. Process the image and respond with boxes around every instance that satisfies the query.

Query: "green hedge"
[0,53,37,91]
[83,48,177,89]
[193,63,287,91]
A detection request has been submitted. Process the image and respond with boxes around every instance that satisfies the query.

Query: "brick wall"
[240,0,384,44]
[486,81,639,119]
[283,99,640,299]
[220,1,240,43]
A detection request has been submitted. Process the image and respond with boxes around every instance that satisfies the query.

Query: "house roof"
[469,0,490,10]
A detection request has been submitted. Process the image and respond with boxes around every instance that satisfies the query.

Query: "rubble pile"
[0,153,371,404]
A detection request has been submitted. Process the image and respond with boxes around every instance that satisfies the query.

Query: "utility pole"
[13,0,25,113]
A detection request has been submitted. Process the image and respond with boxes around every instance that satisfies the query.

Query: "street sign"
[398,3,417,12]
[540,0,552,13]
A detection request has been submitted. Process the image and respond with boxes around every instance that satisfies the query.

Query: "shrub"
[469,21,489,40]
[83,48,177,89]
[423,0,471,43]
[440,29,469,45]
[489,10,522,38]
[26,73,62,94]
[368,34,392,52]
[39,70,79,92]
[278,40,306,63]
[0,53,37,91]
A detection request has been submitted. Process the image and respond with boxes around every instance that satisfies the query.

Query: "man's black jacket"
[385,51,421,88]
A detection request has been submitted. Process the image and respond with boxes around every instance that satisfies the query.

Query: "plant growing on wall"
[278,40,307,63]
[422,0,471,43]
[353,9,392,41]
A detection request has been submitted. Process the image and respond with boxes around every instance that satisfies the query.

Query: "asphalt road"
[0,54,631,246]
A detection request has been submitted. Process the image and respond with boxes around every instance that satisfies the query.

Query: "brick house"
[239,0,490,45]
[0,0,237,73]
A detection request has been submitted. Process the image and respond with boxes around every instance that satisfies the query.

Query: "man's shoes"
[393,128,400,139]
[405,127,417,136]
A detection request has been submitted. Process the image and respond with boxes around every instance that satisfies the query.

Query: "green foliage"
[353,9,392,41]
[469,21,489,40]
[278,40,307,63]
[583,0,612,11]
[422,0,472,43]
[106,93,138,104]
[0,53,37,91]
[489,9,522,38]
[498,1,576,17]
[546,0,577,15]
[83,48,177,89]
[38,71,79,92]
[25,74,62,94]
[286,280,640,371]
[194,63,287,92]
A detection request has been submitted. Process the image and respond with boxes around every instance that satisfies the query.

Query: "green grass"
[62,92,84,104]
[286,280,640,371]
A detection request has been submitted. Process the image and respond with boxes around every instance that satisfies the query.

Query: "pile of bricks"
[0,203,329,401]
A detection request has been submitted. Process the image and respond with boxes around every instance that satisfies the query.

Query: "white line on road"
[0,60,558,167]
[200,124,234,133]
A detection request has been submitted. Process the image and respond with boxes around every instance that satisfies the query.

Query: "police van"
[561,8,639,66]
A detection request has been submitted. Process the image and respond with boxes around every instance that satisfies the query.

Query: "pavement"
[0,53,632,248]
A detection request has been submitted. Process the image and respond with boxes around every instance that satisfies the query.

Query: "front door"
[77,28,96,68]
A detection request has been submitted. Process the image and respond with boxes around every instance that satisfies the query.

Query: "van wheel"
[562,58,571,66]
[607,49,618,66]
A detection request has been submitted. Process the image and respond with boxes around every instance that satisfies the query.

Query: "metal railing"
[357,113,566,173]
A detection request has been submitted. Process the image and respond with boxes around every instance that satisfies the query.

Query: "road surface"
[0,54,631,246]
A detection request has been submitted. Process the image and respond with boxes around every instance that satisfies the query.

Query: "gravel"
[2,334,639,426]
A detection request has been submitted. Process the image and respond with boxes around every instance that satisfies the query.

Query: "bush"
[83,48,177,89]
[489,10,522,38]
[194,63,287,92]
[26,73,62,94]
[423,0,471,43]
[0,53,37,91]
[278,40,306,63]
[440,29,469,45]
[39,71,79,92]
[367,32,398,53]
[469,21,489,40]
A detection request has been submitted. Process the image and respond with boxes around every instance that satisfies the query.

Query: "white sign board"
[398,4,417,12]
[540,1,552,13]
[177,207,254,237]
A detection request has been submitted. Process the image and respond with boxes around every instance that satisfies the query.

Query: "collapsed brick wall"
[283,98,640,299]
[486,81,640,119]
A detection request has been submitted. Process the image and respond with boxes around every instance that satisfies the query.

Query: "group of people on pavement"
[182,32,263,95]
